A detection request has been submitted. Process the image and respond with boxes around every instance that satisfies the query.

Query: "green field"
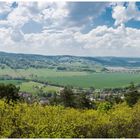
[20,81,60,94]
[0,80,24,85]
[45,72,140,88]
[0,68,87,78]
[0,68,140,89]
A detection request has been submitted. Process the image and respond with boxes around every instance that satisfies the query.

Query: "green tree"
[76,93,92,109]
[50,92,60,105]
[97,102,112,112]
[0,83,20,103]
[105,95,123,104]
[125,82,140,107]
[60,86,75,107]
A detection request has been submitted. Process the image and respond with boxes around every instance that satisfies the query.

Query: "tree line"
[0,82,140,108]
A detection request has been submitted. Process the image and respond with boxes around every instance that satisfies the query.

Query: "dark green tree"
[0,83,20,103]
[60,86,75,107]
[125,82,140,107]
[49,92,60,106]
[105,95,123,104]
[76,93,92,109]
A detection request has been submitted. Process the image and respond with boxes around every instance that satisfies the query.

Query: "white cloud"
[75,24,140,56]
[0,2,139,57]
[10,29,24,42]
[112,2,140,26]
[7,6,30,28]
[0,2,12,15]
[0,2,69,46]
[0,24,140,57]
[0,2,68,30]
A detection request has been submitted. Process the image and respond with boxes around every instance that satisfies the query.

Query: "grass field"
[0,68,87,78]
[0,80,24,85]
[0,68,140,89]
[20,81,60,94]
[45,72,140,88]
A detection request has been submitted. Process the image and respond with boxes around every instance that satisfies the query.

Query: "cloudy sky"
[0,2,140,57]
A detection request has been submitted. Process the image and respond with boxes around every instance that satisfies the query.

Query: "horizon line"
[0,51,140,58]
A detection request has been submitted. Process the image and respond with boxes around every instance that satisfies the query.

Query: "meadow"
[1,68,140,92]
[20,81,60,94]
[46,72,140,88]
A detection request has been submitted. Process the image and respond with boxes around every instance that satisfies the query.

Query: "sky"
[0,2,140,57]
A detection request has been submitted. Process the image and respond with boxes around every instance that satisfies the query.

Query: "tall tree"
[0,83,20,103]
[125,82,140,107]
[76,93,92,109]
[60,86,75,107]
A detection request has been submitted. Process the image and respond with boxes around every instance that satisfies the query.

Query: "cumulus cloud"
[0,1,70,46]
[0,2,111,31]
[0,2,12,15]
[112,2,140,26]
[10,29,24,42]
[0,23,140,57]
[0,2,68,30]
[0,2,139,57]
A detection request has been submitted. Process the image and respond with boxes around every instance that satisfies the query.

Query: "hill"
[0,51,140,71]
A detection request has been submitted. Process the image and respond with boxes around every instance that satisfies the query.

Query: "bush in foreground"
[1,100,140,138]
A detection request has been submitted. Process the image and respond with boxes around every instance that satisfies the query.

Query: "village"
[18,84,132,105]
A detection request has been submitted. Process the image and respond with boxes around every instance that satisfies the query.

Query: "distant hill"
[84,57,140,67]
[0,51,140,71]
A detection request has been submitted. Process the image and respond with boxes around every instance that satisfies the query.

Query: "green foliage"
[54,87,94,109]
[1,100,140,138]
[60,86,75,107]
[49,92,60,106]
[105,95,123,104]
[0,83,20,103]
[125,83,140,107]
[97,102,112,112]
[75,93,93,109]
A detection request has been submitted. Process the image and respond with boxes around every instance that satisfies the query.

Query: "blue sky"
[0,2,140,57]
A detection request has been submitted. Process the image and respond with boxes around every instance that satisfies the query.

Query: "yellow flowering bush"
[0,100,140,138]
